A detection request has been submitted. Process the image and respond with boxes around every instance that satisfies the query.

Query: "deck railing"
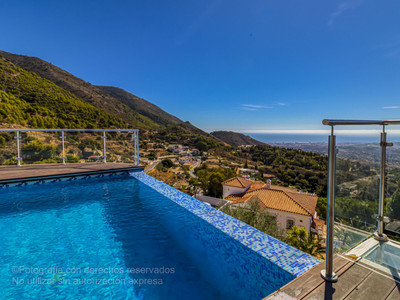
[321,119,400,282]
[0,128,139,166]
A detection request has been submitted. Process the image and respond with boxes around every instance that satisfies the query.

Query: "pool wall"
[130,172,320,277]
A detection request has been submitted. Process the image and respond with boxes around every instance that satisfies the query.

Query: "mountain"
[210,131,266,147]
[0,50,160,130]
[0,55,125,129]
[0,50,224,146]
[97,86,182,127]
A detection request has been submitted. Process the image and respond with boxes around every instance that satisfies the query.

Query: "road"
[144,159,161,173]
[189,159,201,178]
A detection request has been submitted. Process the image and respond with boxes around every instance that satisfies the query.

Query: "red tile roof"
[226,184,317,216]
[222,176,254,188]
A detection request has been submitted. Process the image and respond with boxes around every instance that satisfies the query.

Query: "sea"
[246,133,400,144]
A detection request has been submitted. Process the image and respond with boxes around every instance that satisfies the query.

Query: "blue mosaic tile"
[130,171,320,277]
[0,170,131,189]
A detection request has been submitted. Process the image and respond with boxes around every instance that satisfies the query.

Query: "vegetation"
[156,159,175,171]
[286,226,325,258]
[221,200,284,240]
[211,130,266,147]
[0,56,126,129]
[194,166,236,198]
[222,201,325,258]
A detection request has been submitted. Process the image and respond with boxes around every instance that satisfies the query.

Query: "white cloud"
[382,106,400,109]
[275,102,287,106]
[241,104,273,111]
[327,1,362,27]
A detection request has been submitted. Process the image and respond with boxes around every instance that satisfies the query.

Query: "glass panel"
[384,131,400,236]
[21,131,62,164]
[333,128,380,253]
[0,131,17,165]
[0,130,139,166]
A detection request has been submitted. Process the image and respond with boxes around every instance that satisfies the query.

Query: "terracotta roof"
[313,218,325,227]
[229,186,317,216]
[222,176,253,188]
[286,192,318,216]
[226,194,251,203]
[248,181,267,191]
[270,185,299,193]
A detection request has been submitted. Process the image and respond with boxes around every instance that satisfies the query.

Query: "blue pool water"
[0,173,295,299]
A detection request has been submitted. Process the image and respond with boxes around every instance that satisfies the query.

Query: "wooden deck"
[266,255,400,300]
[0,163,143,183]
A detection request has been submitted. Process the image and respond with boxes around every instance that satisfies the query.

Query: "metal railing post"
[375,125,389,241]
[321,126,338,282]
[60,131,66,165]
[102,130,107,163]
[135,131,140,166]
[15,130,22,166]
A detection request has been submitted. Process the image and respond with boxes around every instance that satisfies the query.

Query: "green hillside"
[210,131,266,146]
[0,55,126,128]
[97,86,183,127]
[0,50,160,130]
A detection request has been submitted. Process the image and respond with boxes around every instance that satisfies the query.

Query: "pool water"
[0,174,294,299]
[363,242,400,274]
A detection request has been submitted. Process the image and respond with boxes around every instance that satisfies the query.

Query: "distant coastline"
[246,133,400,144]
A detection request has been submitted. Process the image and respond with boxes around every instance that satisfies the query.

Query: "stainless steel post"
[102,131,107,163]
[15,130,21,167]
[60,131,66,165]
[136,131,140,166]
[374,126,389,241]
[321,126,338,282]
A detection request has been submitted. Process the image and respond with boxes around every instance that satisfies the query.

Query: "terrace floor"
[0,163,143,183]
[266,255,400,299]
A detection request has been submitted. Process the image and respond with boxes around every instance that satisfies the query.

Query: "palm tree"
[286,226,325,259]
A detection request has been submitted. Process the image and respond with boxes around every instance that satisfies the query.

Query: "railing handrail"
[0,128,138,132]
[323,119,400,126]
[320,118,399,282]
[0,128,140,166]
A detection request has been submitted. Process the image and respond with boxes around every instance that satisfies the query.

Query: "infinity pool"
[0,172,315,299]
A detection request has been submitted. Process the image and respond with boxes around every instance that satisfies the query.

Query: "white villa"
[222,177,319,234]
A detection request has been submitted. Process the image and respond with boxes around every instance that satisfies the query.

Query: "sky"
[1,0,400,133]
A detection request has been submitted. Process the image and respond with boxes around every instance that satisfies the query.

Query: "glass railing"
[332,131,380,253]
[0,128,140,166]
[321,119,400,282]
[384,134,400,237]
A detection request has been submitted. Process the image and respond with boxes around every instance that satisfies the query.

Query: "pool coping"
[130,171,321,277]
[0,166,144,187]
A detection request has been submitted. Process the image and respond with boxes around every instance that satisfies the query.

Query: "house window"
[286,218,295,230]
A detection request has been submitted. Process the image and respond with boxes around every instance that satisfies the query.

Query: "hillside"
[211,131,266,146]
[0,50,160,130]
[97,86,182,127]
[0,55,125,129]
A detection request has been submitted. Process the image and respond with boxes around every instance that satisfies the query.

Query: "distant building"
[311,217,326,246]
[222,177,318,234]
[205,158,219,165]
[179,157,192,164]
[263,173,276,179]
[239,168,257,175]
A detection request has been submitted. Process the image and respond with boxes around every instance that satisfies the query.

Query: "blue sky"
[1,0,400,132]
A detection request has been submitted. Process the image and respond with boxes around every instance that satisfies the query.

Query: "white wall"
[233,203,312,233]
[265,208,312,233]
[223,185,247,199]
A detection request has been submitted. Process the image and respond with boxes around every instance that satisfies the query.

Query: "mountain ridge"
[0,50,175,130]
[210,131,266,147]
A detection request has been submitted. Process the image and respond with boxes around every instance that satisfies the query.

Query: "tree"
[285,226,325,258]
[387,190,400,220]
[222,199,283,240]
[0,136,6,148]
